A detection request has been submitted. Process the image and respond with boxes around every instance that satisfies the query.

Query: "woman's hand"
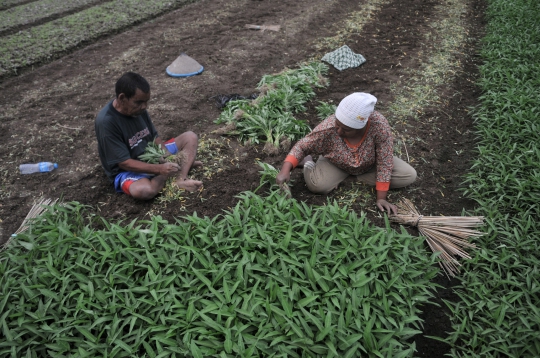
[276,162,293,185]
[376,199,398,215]
[276,170,291,185]
[276,162,294,198]
[375,190,397,215]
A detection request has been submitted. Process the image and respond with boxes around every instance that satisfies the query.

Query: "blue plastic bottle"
[19,162,58,174]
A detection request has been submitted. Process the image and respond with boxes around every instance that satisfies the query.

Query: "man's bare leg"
[166,131,203,192]
[128,176,168,200]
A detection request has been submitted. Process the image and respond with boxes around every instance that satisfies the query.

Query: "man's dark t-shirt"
[95,100,158,182]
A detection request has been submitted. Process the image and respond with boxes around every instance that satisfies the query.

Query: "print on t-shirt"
[129,127,151,149]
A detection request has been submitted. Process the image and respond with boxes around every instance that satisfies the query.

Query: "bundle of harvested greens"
[214,62,328,155]
[138,139,187,168]
[390,198,485,277]
[138,139,168,164]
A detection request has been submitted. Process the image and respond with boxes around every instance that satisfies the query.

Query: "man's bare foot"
[297,155,313,168]
[191,161,203,169]
[175,178,203,192]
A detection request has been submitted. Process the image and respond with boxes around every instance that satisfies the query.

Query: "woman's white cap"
[335,92,377,129]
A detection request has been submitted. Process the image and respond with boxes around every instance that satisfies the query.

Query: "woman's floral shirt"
[284,111,394,191]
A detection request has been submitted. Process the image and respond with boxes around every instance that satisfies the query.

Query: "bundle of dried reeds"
[245,24,281,32]
[390,198,485,278]
[2,198,57,251]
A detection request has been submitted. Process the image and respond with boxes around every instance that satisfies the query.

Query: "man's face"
[117,88,151,117]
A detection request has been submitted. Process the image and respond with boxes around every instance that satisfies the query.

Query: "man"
[276,92,416,215]
[95,72,203,200]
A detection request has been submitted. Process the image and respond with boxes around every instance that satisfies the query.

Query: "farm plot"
[1,194,441,357]
[0,0,490,356]
[0,0,196,77]
[0,0,103,34]
[443,0,540,356]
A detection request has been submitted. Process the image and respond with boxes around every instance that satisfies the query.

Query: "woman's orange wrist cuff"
[285,155,299,168]
[376,182,390,191]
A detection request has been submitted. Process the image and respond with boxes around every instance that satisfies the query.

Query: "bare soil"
[0,0,486,355]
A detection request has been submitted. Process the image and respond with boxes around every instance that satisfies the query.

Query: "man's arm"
[118,158,179,176]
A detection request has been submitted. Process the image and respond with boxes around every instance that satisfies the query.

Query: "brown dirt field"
[0,0,486,355]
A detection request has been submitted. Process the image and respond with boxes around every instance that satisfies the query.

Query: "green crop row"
[0,189,440,357]
[0,0,102,33]
[444,0,540,356]
[215,62,328,155]
[0,0,27,10]
[0,0,195,77]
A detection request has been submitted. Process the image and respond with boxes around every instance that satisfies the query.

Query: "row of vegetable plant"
[0,182,440,357]
[0,0,195,77]
[0,0,28,11]
[0,0,102,33]
[214,62,328,155]
[443,0,540,356]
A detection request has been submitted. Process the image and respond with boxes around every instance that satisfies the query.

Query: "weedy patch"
[107,46,146,73]
[311,0,391,55]
[155,178,189,206]
[386,0,468,123]
[194,135,239,180]
[0,191,439,357]
[214,62,329,155]
[334,182,374,212]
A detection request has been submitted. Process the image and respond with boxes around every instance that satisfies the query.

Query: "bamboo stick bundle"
[2,198,57,251]
[390,198,485,278]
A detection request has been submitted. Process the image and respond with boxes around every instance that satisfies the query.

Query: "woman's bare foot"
[297,155,313,168]
[175,178,203,192]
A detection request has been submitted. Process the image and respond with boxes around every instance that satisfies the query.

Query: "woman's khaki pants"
[303,156,417,194]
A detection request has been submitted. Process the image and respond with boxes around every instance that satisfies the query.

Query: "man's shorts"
[114,172,153,195]
[113,138,178,195]
[164,138,178,155]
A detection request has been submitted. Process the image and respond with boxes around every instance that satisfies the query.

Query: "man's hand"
[159,162,180,177]
[376,199,398,216]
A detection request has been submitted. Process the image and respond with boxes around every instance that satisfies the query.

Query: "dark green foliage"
[445,0,540,356]
[315,101,337,120]
[1,193,439,357]
[215,62,329,153]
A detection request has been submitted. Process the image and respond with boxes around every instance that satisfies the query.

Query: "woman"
[276,92,416,215]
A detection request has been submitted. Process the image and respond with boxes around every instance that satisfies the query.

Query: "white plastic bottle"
[19,162,58,174]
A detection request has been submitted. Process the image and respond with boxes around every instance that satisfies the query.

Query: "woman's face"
[334,118,361,139]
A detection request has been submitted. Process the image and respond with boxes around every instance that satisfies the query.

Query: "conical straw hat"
[166,53,204,77]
